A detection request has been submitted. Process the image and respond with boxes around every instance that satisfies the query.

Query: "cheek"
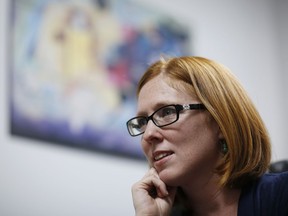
[175,125,222,175]
[141,141,154,167]
[179,120,220,154]
[140,137,150,157]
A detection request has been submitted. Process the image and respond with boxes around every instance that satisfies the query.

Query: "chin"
[158,169,179,186]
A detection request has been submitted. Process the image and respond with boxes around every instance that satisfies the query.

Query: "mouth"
[153,151,174,162]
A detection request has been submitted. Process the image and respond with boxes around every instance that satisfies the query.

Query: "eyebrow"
[136,102,175,117]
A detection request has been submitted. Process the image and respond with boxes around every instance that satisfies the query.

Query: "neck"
[179,176,241,216]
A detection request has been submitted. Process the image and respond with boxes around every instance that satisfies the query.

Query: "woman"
[126,56,288,216]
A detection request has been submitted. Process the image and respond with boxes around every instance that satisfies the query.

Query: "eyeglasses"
[126,104,205,136]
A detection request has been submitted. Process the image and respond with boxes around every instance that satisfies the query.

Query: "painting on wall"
[8,0,191,159]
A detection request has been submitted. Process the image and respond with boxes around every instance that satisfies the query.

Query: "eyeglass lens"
[127,105,178,136]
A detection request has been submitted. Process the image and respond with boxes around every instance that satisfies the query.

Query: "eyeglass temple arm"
[183,104,205,110]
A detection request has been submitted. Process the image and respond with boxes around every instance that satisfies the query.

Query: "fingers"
[133,167,168,198]
[132,168,177,216]
[144,168,169,197]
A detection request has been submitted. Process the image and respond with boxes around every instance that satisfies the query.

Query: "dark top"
[171,172,288,216]
[238,171,288,216]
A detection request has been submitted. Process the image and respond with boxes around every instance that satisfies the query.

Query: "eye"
[136,118,147,128]
[158,106,176,118]
[129,117,147,130]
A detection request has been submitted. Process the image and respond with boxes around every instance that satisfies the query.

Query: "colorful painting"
[9,0,191,159]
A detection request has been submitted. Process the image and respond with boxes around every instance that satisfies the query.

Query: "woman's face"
[137,75,223,187]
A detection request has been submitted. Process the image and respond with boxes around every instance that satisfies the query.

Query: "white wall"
[273,0,288,150]
[0,0,287,215]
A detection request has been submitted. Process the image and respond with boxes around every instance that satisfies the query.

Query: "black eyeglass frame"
[126,103,205,137]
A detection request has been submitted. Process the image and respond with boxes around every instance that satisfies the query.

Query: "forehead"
[137,75,196,114]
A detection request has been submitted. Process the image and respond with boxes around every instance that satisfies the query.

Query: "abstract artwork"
[8,0,191,159]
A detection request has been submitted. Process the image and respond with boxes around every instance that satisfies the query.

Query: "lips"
[153,151,173,161]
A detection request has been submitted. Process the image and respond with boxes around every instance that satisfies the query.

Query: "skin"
[132,74,241,216]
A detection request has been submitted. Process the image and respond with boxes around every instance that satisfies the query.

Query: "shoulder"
[238,172,288,216]
[256,172,288,191]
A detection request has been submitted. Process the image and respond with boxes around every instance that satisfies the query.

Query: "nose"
[142,120,163,144]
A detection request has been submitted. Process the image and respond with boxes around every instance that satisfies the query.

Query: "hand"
[132,167,177,216]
